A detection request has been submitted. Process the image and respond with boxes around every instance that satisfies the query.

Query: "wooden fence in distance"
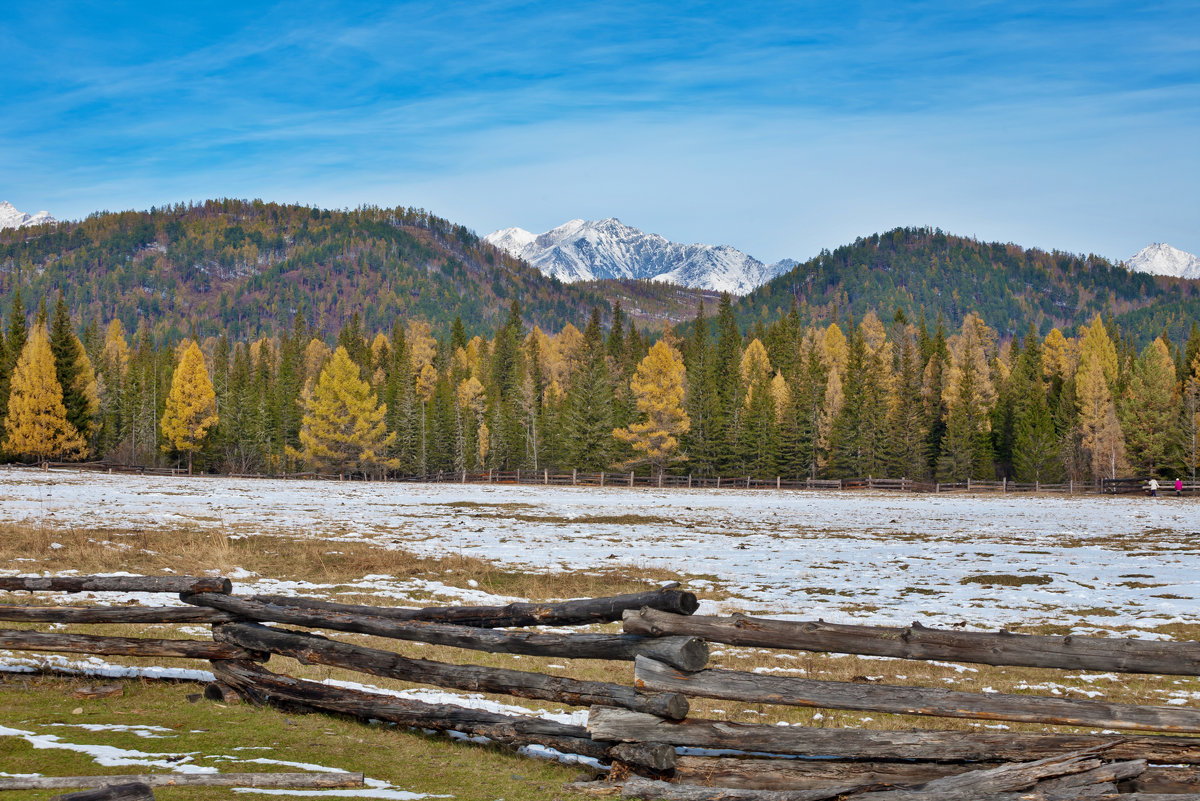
[2,576,1200,799]
[19,462,1200,496]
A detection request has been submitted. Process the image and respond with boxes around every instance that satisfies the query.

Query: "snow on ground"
[2,467,1198,633]
[0,722,446,799]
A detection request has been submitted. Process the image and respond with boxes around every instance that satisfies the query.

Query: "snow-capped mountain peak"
[1126,243,1200,281]
[0,201,57,230]
[485,217,791,295]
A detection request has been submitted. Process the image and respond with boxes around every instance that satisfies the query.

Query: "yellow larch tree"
[160,340,218,474]
[612,339,690,476]
[1041,327,1075,382]
[739,338,773,406]
[299,346,397,477]
[4,323,86,461]
[1077,350,1127,481]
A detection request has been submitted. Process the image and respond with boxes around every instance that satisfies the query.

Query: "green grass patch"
[959,573,1053,587]
[0,673,593,801]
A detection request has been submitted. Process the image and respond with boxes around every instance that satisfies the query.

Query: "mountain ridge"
[1126,242,1200,280]
[485,217,790,294]
[0,201,57,230]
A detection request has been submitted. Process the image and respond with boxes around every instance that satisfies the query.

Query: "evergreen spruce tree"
[487,300,525,469]
[385,320,419,473]
[3,323,86,461]
[682,302,719,476]
[160,341,218,474]
[1010,326,1061,482]
[566,308,614,471]
[712,294,742,474]
[937,314,996,480]
[337,312,370,376]
[1181,349,1200,481]
[885,334,929,479]
[1119,337,1178,476]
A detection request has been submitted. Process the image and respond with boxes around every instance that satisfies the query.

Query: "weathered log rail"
[624,608,1200,675]
[3,575,1200,799]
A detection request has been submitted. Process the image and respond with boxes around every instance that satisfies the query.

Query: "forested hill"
[0,200,610,341]
[742,227,1200,345]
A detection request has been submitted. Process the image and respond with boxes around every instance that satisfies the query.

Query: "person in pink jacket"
[1177,477,1184,497]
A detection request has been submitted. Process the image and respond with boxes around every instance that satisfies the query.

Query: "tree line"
[2,290,1198,483]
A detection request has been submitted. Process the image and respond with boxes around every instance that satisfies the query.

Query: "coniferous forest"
[1,201,1199,483]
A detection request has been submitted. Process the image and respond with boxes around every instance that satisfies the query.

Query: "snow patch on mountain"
[485,218,791,295]
[0,201,57,230]
[1126,243,1200,281]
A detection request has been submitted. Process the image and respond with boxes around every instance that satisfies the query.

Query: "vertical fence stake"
[776,476,780,490]
[600,471,604,487]
[716,476,721,489]
[688,474,692,488]
[629,471,634,487]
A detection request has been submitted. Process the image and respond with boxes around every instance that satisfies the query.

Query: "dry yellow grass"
[3,520,1199,741]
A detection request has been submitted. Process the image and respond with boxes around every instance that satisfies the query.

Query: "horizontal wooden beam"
[0,772,364,790]
[623,608,1200,675]
[0,576,231,595]
[0,605,233,624]
[251,584,698,628]
[210,658,610,759]
[216,622,688,719]
[635,656,1200,733]
[0,629,255,661]
[586,707,1200,763]
[186,594,707,670]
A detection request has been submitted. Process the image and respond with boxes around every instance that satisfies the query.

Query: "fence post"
[544,468,549,485]
[572,468,577,486]
[600,471,604,487]
[936,482,941,493]
[746,475,751,488]
[462,470,466,483]
[1069,479,1073,494]
[1003,476,1007,493]
[516,469,520,484]
[716,476,721,489]
[1035,479,1039,492]
[488,468,493,484]
[967,477,972,491]
[629,471,634,487]
[688,474,692,488]
[776,476,780,490]
[658,472,663,488]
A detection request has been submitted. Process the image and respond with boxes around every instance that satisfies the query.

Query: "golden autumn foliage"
[612,339,690,473]
[3,324,86,461]
[160,341,218,473]
[299,346,397,475]
[739,338,773,405]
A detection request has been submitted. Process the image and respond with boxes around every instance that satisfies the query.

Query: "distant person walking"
[1149,478,1159,497]
[1176,477,1184,497]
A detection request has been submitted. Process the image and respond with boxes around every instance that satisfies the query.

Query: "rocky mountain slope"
[486,217,790,295]
[0,201,56,229]
[1126,243,1200,280]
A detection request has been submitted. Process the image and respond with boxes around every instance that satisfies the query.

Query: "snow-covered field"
[2,467,1198,635]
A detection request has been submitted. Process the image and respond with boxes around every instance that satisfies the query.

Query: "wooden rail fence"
[20,462,1200,496]
[1,576,1199,799]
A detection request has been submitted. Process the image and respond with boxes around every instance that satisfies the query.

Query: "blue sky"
[2,1,1197,263]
